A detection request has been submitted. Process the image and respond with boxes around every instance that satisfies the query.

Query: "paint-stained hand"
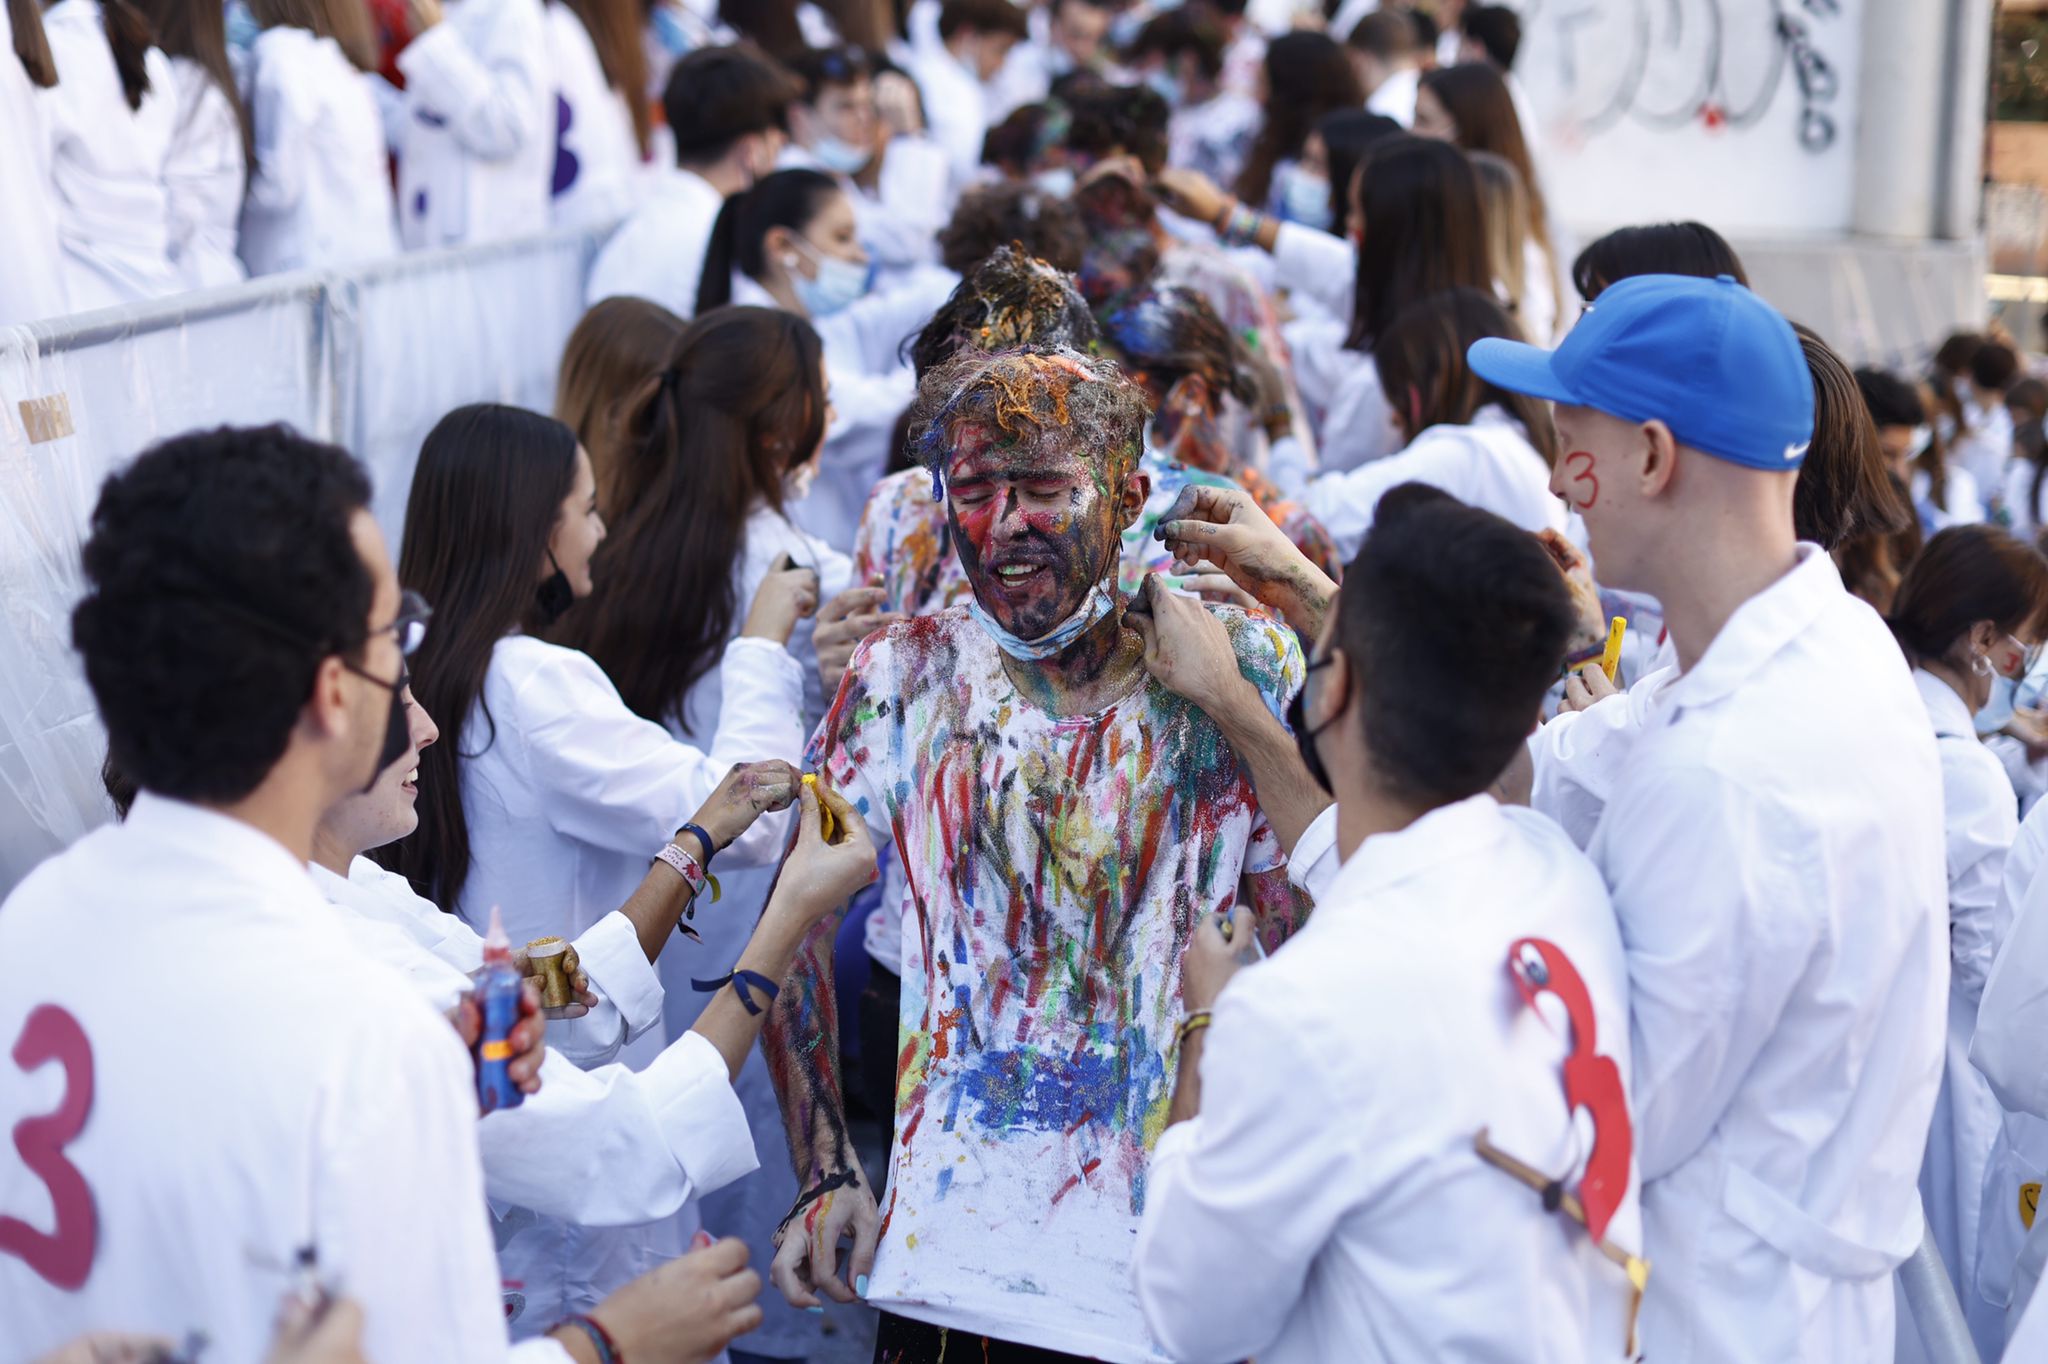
[1559,662,1619,713]
[515,941,597,1019]
[766,777,877,928]
[771,1157,880,1308]
[814,584,905,694]
[1150,168,1230,226]
[589,1236,763,1364]
[1182,904,1256,1013]
[450,979,546,1101]
[1131,576,1257,718]
[742,566,822,646]
[267,1296,369,1364]
[694,759,802,852]
[1154,484,1335,638]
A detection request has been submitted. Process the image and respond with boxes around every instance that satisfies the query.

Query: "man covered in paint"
[763,347,1307,1363]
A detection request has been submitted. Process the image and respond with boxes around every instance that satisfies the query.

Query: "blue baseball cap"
[1469,274,1815,470]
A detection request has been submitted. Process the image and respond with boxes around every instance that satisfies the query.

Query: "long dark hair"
[1791,323,1913,551]
[553,308,825,731]
[377,405,581,910]
[1345,135,1491,352]
[137,0,251,156]
[1888,524,2048,669]
[248,0,377,70]
[64,0,156,110]
[1420,63,1554,310]
[2012,378,2048,528]
[719,0,803,54]
[1374,288,1557,467]
[561,0,651,155]
[1234,30,1359,208]
[10,0,55,86]
[697,167,841,310]
[1316,107,1400,241]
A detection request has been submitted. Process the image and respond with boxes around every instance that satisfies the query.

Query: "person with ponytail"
[554,304,881,1364]
[239,0,399,274]
[139,0,249,289]
[697,166,954,548]
[553,293,688,514]
[1,0,66,325]
[546,0,654,229]
[36,0,180,309]
[1886,523,2048,1355]
[391,0,552,249]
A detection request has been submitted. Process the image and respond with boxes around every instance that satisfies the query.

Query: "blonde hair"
[553,296,688,516]
[1468,149,1528,320]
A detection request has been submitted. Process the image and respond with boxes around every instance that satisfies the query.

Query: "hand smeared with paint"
[1537,531,1609,670]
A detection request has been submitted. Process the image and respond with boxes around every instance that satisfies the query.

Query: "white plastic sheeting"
[0,227,604,895]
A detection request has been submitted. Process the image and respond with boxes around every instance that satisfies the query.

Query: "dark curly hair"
[74,424,376,804]
[938,182,1087,275]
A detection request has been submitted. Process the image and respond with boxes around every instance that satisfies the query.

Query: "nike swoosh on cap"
[1784,441,1810,462]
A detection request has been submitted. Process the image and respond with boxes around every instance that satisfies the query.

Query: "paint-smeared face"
[946,421,1127,640]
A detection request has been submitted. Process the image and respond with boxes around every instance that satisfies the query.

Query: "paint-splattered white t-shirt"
[812,604,1305,1361]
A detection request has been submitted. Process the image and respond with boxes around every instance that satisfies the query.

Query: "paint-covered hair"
[909,346,1150,497]
[907,246,1099,380]
[1097,285,1258,408]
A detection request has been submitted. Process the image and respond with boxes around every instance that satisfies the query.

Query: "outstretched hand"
[1153,484,1335,638]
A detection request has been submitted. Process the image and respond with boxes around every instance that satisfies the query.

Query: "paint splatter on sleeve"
[852,468,972,616]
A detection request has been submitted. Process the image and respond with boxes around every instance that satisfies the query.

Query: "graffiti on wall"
[1525,0,1844,153]
[1516,0,1861,234]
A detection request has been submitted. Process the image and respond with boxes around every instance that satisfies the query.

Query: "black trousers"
[872,1311,1103,1363]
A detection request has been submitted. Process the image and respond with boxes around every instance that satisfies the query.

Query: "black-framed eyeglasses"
[379,589,433,658]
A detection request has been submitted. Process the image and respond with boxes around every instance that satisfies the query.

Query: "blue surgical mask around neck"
[810,133,871,175]
[969,576,1120,660]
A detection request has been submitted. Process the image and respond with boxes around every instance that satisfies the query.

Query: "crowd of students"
[11,1,2048,1363]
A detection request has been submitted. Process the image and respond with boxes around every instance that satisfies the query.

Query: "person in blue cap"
[1469,274,1950,1362]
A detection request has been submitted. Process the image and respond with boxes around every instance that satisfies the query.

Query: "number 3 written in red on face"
[1562,451,1600,511]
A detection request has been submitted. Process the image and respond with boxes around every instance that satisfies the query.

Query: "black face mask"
[341,663,411,795]
[534,548,575,626]
[1287,655,1336,797]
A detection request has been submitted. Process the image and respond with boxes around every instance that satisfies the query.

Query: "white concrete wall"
[1515,0,1864,237]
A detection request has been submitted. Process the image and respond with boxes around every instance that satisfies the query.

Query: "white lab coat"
[907,43,987,198]
[584,164,723,316]
[395,0,553,250]
[38,0,181,310]
[1135,795,1642,1363]
[0,795,570,1364]
[1365,64,1420,127]
[546,1,642,230]
[656,502,851,1359]
[1270,217,1353,328]
[1952,399,2015,509]
[1911,667,2021,1360]
[1298,405,1567,561]
[453,632,806,1071]
[1580,548,1949,1362]
[309,857,760,1330]
[729,267,958,551]
[1528,665,1675,851]
[239,25,400,274]
[0,15,67,326]
[1914,465,1986,531]
[1970,795,2048,1345]
[163,57,248,290]
[1284,314,1400,474]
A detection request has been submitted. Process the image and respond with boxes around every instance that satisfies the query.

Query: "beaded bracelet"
[1218,203,1263,249]
[555,1312,622,1364]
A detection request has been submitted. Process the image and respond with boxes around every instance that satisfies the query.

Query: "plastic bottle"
[474,906,525,1114]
